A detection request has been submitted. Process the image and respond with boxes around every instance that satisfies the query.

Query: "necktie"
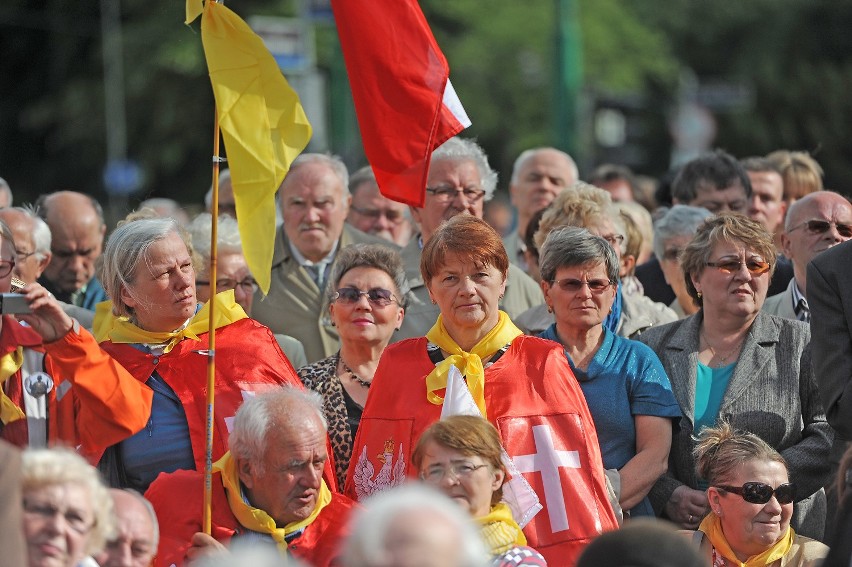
[304,264,324,288]
[795,298,810,323]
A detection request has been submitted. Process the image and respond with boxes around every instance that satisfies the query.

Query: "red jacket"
[1,316,151,456]
[145,468,357,567]
[344,335,618,566]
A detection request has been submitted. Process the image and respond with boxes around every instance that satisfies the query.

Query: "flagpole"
[203,105,222,535]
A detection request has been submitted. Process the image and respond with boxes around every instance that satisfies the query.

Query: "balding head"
[36,191,106,295]
[95,489,159,567]
[509,147,578,234]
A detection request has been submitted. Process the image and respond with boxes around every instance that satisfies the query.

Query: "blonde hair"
[766,150,824,202]
[535,181,613,250]
[694,421,786,486]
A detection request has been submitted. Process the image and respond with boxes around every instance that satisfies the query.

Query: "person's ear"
[491,468,506,493]
[236,458,255,489]
[707,487,723,516]
[119,284,137,310]
[35,251,52,279]
[620,253,636,278]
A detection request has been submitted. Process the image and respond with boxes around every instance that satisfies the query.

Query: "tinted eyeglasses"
[705,259,771,276]
[715,481,796,505]
[332,287,397,307]
[551,278,614,293]
[788,219,852,238]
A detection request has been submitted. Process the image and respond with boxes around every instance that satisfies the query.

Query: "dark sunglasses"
[332,287,397,307]
[715,481,796,505]
[705,259,770,276]
[789,219,852,238]
[551,278,614,293]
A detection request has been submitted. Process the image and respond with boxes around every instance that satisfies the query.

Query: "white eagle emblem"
[353,439,406,500]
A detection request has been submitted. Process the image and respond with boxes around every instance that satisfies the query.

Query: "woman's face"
[328,266,404,347]
[23,483,94,567]
[120,231,197,332]
[708,459,793,560]
[542,261,616,333]
[418,440,504,518]
[691,239,770,319]
[427,252,506,340]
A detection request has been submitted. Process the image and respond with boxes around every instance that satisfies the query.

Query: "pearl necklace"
[341,360,372,389]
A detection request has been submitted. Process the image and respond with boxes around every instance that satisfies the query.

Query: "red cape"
[344,335,618,566]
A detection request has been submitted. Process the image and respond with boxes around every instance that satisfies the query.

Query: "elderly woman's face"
[542,261,616,333]
[708,459,793,560]
[120,231,196,331]
[418,440,503,518]
[427,252,506,340]
[23,483,95,567]
[328,266,404,347]
[691,239,770,319]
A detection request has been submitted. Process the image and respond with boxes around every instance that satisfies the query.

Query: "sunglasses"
[551,278,614,293]
[705,259,770,276]
[788,219,852,238]
[715,481,796,505]
[332,287,397,307]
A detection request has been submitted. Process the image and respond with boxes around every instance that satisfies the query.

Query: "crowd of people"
[1,139,851,567]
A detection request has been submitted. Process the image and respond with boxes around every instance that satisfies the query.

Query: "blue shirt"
[540,324,681,516]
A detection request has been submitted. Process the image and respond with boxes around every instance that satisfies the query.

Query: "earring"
[547,305,553,313]
[430,298,436,305]
[331,321,336,327]
[697,291,702,299]
[499,293,505,300]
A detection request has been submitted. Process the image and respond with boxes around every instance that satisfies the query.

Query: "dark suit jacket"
[808,240,852,440]
[638,311,833,539]
[0,440,26,566]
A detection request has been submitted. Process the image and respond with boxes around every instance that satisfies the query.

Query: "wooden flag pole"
[203,107,222,535]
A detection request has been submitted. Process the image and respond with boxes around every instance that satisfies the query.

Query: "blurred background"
[1,0,851,222]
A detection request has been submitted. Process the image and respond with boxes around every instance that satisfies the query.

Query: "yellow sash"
[97,290,247,353]
[0,347,24,424]
[476,503,527,555]
[213,452,331,552]
[425,311,522,418]
[699,511,794,566]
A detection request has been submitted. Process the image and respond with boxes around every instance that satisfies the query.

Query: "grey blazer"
[638,311,833,540]
[762,278,798,320]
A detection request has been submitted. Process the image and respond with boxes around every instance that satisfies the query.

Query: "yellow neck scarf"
[699,511,794,567]
[425,311,522,418]
[213,452,331,552]
[99,291,247,353]
[476,503,527,556]
[0,347,24,424]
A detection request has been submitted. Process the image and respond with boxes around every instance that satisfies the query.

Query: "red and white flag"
[331,0,471,207]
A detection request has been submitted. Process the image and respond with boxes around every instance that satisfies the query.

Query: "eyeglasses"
[350,205,405,223]
[15,249,36,262]
[0,259,15,278]
[196,277,258,293]
[332,287,397,307]
[425,185,486,203]
[420,463,488,483]
[715,481,796,505]
[788,219,852,238]
[23,499,94,534]
[551,278,614,293]
[705,259,770,276]
[601,234,625,247]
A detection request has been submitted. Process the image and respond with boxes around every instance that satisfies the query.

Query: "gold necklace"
[701,330,745,367]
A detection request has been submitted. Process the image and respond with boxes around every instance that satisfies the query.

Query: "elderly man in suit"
[764,191,852,321]
[252,154,391,363]
[394,137,544,340]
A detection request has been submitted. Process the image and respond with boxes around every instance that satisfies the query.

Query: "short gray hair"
[539,226,619,284]
[228,387,327,473]
[205,169,232,209]
[282,153,350,197]
[0,176,13,207]
[100,217,189,318]
[187,213,243,263]
[652,205,712,260]
[432,137,498,201]
[511,147,578,185]
[326,244,409,308]
[3,205,52,260]
[342,484,489,567]
[22,448,116,556]
[348,165,377,196]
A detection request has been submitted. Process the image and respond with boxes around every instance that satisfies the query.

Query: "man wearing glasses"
[763,191,852,322]
[395,136,543,340]
[346,166,413,247]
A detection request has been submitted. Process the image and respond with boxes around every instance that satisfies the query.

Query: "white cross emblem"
[512,424,580,533]
[224,390,257,433]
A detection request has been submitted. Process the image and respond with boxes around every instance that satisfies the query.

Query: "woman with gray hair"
[298,243,407,488]
[95,217,303,493]
[21,448,115,567]
[653,205,712,318]
[537,226,681,518]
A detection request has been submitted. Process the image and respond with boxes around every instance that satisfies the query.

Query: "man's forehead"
[792,195,852,223]
[283,163,343,195]
[427,158,481,184]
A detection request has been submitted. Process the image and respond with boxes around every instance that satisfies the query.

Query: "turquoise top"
[694,361,735,489]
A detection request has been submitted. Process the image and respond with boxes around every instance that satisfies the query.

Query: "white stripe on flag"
[443,78,472,128]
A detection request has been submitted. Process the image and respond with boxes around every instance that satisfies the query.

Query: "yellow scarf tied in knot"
[477,503,528,556]
[0,347,25,424]
[214,452,331,551]
[99,290,247,353]
[699,510,794,567]
[425,311,522,419]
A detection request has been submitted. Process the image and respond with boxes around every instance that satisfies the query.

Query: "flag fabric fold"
[197,1,312,294]
[331,0,471,207]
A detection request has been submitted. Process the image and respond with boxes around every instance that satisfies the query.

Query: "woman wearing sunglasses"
[298,243,406,488]
[639,214,831,539]
[537,226,681,519]
[692,422,828,566]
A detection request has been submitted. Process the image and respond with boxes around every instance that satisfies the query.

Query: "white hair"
[431,137,498,201]
[1,205,52,260]
[205,169,232,209]
[187,212,243,263]
[278,154,350,211]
